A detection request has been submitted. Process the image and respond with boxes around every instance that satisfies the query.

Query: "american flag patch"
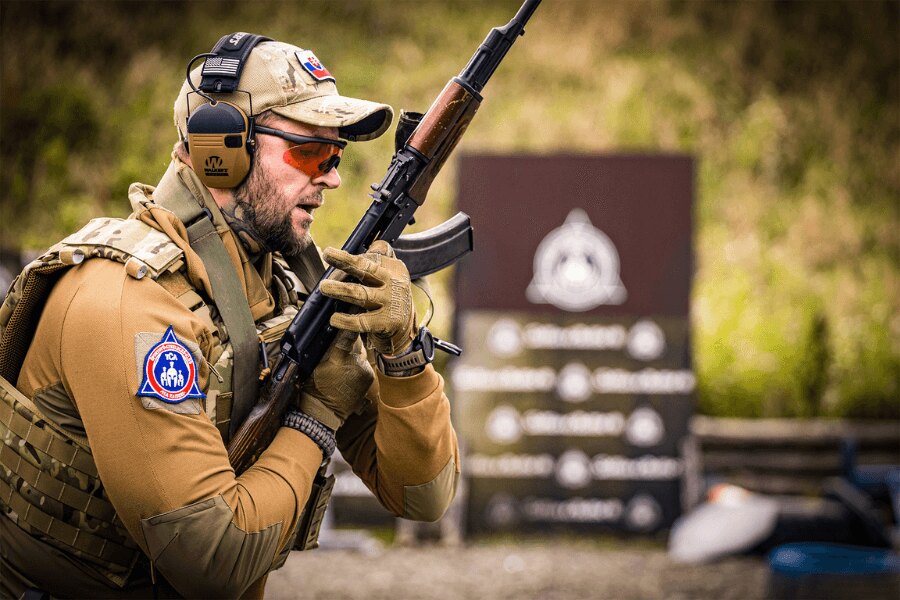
[202,56,241,77]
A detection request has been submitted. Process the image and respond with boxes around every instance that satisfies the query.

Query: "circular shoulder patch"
[137,325,206,403]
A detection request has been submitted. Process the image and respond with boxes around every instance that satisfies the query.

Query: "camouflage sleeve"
[20,260,322,598]
[337,365,460,521]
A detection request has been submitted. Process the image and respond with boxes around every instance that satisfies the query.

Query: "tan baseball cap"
[174,40,393,142]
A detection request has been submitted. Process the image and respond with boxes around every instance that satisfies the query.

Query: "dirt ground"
[265,536,773,600]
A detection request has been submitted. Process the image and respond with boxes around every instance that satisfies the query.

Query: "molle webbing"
[0,441,113,521]
[151,173,258,442]
[0,397,98,480]
[0,376,141,577]
[0,481,137,570]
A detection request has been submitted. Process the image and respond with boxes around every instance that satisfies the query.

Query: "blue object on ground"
[769,542,900,576]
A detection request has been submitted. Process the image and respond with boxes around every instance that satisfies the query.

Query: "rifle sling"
[186,217,259,440]
[152,173,258,443]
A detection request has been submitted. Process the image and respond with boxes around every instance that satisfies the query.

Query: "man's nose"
[314,167,341,190]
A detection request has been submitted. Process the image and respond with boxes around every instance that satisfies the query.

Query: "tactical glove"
[297,330,374,431]
[320,240,417,357]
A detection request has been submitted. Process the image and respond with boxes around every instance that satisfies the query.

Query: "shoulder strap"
[283,244,326,294]
[152,174,259,442]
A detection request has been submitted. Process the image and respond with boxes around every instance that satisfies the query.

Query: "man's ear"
[174,136,194,170]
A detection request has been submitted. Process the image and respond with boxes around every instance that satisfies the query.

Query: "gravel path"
[265,538,772,600]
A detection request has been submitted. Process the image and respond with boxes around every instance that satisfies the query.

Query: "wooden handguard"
[407,80,481,203]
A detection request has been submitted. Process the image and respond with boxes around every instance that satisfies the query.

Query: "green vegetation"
[1,1,896,418]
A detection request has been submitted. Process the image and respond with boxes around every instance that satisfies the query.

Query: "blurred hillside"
[1,0,897,418]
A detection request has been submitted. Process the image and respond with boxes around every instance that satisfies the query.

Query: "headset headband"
[199,32,272,94]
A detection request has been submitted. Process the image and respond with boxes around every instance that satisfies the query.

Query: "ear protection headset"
[184,32,271,188]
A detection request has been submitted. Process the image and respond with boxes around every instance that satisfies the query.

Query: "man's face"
[229,115,342,256]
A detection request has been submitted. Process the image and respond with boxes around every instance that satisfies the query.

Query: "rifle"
[228,0,542,474]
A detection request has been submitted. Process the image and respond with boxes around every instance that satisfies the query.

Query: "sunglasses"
[255,125,347,178]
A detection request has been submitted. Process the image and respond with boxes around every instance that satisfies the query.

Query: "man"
[0,36,459,599]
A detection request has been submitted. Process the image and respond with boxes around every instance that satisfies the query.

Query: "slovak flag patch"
[137,326,206,404]
[296,50,335,82]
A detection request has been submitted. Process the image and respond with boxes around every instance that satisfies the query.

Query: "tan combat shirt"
[1,158,460,599]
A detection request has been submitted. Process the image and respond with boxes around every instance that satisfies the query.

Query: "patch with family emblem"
[296,49,335,82]
[137,325,206,403]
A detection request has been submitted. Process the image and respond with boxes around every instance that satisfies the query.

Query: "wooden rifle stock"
[227,358,299,474]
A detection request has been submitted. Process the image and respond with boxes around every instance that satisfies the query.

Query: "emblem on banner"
[627,320,666,361]
[526,208,626,312]
[555,449,592,489]
[137,325,205,404]
[624,494,663,532]
[625,407,665,447]
[555,362,593,403]
[485,405,523,444]
[487,318,524,358]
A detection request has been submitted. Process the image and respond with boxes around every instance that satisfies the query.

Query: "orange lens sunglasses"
[255,125,347,178]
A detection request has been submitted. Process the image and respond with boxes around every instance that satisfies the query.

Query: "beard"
[228,158,321,257]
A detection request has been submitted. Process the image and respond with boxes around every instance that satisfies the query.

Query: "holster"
[293,464,335,551]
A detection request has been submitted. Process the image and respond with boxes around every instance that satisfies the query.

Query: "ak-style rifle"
[227,0,542,474]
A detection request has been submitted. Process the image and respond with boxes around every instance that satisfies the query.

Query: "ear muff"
[186,101,254,189]
[182,33,271,189]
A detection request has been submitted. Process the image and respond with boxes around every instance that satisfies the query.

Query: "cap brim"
[271,94,394,142]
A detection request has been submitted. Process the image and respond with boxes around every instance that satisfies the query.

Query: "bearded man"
[0,34,459,599]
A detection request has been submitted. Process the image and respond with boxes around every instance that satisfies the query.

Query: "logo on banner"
[627,320,666,361]
[137,326,205,403]
[624,494,663,531]
[625,407,665,447]
[485,493,520,528]
[555,362,593,403]
[526,209,626,312]
[485,405,523,444]
[487,318,524,357]
[554,449,592,489]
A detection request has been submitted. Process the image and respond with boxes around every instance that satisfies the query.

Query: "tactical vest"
[0,216,309,588]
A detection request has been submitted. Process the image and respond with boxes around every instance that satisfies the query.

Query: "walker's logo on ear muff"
[204,155,228,177]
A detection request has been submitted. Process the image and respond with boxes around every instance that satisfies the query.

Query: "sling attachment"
[151,170,259,443]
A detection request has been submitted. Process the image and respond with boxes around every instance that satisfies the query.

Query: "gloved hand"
[319,240,417,357]
[297,330,374,431]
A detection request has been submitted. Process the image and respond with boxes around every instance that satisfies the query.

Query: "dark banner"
[453,154,694,535]
[455,154,693,317]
